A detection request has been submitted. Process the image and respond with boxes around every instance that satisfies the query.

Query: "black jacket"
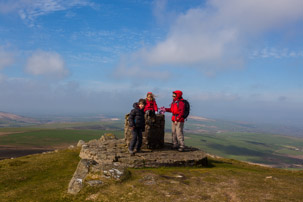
[129,102,145,129]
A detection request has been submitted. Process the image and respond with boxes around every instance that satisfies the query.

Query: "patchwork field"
[185,132,303,169]
[0,127,123,160]
[0,118,303,169]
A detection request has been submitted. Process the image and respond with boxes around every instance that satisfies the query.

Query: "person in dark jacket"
[128,98,146,155]
[165,90,185,152]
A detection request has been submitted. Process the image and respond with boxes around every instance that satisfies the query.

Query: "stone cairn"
[67,115,208,195]
[124,113,165,149]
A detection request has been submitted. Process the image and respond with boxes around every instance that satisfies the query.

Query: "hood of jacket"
[133,102,139,109]
[173,90,183,101]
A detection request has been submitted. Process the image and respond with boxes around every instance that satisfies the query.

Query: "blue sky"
[0,0,302,125]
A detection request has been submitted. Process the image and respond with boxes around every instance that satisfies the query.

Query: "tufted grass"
[0,148,80,202]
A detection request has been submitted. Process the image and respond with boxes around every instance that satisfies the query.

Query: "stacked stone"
[124,114,165,149]
[68,134,208,194]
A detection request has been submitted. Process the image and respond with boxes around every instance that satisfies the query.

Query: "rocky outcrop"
[124,114,165,149]
[68,133,208,194]
[77,140,85,147]
[67,159,93,194]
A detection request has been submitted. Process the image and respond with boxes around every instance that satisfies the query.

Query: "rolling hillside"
[0,112,41,127]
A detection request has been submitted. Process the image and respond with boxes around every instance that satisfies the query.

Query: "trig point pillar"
[124,114,165,149]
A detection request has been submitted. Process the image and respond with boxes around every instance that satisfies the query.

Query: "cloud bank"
[26,50,68,78]
[0,76,302,126]
[118,0,303,76]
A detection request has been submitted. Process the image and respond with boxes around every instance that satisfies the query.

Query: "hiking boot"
[135,149,141,153]
[129,149,135,156]
[178,147,184,152]
[172,145,178,150]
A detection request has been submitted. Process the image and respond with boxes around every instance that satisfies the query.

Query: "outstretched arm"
[165,107,171,113]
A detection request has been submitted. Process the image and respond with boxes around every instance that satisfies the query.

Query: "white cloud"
[118,0,303,76]
[210,0,303,34]
[26,50,68,78]
[190,91,241,103]
[0,46,14,69]
[251,48,303,59]
[0,0,96,27]
[114,55,171,80]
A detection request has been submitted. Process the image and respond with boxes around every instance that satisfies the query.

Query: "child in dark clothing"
[128,98,146,155]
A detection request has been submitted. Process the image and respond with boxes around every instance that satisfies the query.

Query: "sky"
[0,0,302,125]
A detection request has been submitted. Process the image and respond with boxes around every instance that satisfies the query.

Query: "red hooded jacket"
[144,99,158,112]
[165,90,185,122]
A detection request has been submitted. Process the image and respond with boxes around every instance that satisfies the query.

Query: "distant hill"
[27,113,303,137]
[188,115,215,122]
[186,115,303,137]
[0,112,40,127]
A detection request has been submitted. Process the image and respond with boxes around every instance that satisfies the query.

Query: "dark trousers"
[129,128,143,151]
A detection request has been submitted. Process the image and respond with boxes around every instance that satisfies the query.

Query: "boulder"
[77,140,85,147]
[67,159,95,194]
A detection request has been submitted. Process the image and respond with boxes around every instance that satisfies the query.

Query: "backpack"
[177,99,190,119]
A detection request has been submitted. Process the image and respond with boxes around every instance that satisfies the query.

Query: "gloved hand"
[159,106,166,114]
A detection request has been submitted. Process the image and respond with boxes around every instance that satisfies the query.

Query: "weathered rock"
[67,159,96,194]
[77,140,85,147]
[100,133,117,142]
[86,180,103,186]
[124,114,165,149]
[68,145,75,149]
[139,174,157,185]
[68,132,208,194]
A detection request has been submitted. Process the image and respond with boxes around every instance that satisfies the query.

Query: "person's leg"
[150,111,156,123]
[136,128,143,152]
[145,111,151,125]
[129,128,138,152]
[176,122,185,150]
[171,122,178,148]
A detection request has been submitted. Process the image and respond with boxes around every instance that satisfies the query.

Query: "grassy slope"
[0,149,302,202]
[0,149,80,202]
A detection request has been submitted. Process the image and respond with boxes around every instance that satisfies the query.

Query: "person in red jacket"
[165,90,185,152]
[144,92,158,115]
